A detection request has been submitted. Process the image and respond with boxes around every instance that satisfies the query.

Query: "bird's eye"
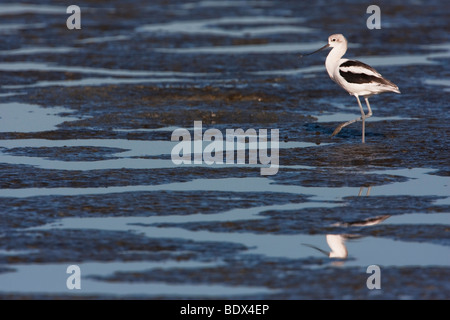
[332,38,336,42]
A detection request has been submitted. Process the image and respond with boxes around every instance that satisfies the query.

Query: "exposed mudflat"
[0,1,449,299]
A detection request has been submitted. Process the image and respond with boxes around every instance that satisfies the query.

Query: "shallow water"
[0,0,449,299]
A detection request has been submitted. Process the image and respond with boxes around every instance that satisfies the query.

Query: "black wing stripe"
[339,70,395,86]
[340,60,380,75]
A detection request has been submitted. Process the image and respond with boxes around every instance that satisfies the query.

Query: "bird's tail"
[383,78,401,94]
[391,86,401,94]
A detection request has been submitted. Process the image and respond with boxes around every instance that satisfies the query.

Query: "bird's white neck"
[325,44,347,80]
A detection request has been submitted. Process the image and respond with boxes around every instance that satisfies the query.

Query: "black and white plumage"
[302,34,400,143]
[339,60,397,87]
[334,59,400,97]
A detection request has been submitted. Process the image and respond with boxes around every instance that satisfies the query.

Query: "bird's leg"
[358,186,364,196]
[331,116,363,137]
[331,96,366,143]
[364,97,373,119]
[358,186,372,196]
[360,97,373,144]
[358,96,366,143]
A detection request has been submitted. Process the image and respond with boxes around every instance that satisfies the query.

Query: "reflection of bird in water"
[332,215,390,228]
[303,185,391,260]
[326,234,348,258]
[303,235,349,258]
[301,34,400,143]
[303,215,390,259]
[303,234,359,259]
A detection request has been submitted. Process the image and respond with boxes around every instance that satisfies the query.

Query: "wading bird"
[302,34,400,143]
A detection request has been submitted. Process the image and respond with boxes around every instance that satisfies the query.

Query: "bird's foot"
[331,125,344,137]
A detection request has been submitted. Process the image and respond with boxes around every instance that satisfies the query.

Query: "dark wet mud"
[0,1,449,299]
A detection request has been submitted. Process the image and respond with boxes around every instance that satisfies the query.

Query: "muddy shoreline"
[0,1,449,299]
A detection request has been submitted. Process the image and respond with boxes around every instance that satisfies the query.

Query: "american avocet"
[302,34,400,143]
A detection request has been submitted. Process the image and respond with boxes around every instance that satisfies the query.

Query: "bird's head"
[300,33,348,58]
[328,34,347,48]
